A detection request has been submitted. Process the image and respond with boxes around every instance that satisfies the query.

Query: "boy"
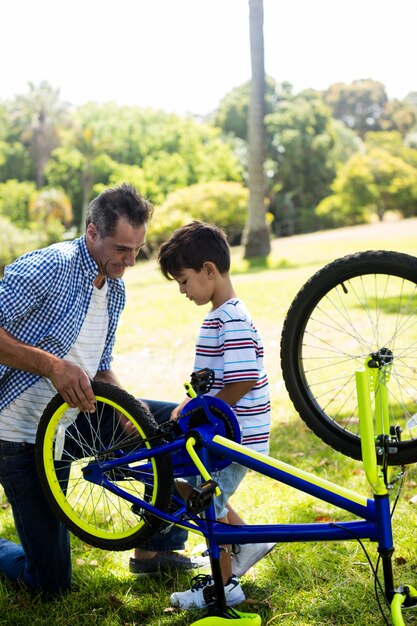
[157,221,274,610]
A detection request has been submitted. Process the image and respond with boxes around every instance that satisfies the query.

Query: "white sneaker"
[170,574,245,610]
[232,542,275,577]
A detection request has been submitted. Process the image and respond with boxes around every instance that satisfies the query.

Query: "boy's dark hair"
[158,221,230,279]
[86,183,154,237]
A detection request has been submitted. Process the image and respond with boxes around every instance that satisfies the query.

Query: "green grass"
[1,217,417,625]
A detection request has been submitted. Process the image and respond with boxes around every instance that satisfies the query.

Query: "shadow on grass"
[366,292,417,315]
[269,412,353,471]
[231,256,296,275]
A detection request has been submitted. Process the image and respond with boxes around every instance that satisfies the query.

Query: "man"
[0,183,197,594]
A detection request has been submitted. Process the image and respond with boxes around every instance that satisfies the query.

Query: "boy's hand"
[171,397,191,420]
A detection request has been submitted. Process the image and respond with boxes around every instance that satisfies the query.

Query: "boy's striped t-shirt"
[194,298,270,454]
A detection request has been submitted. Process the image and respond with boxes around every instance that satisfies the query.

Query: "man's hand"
[48,360,96,412]
[0,327,96,412]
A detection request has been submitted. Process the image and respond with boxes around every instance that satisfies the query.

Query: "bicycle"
[280,249,417,465]
[36,365,417,625]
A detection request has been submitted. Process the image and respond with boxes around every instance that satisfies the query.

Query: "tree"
[379,99,416,135]
[316,147,417,224]
[151,181,249,249]
[330,119,363,165]
[74,103,242,182]
[243,0,270,259]
[50,103,242,224]
[44,146,85,227]
[266,91,337,233]
[0,140,35,183]
[72,125,110,231]
[323,79,388,138]
[213,76,291,141]
[10,82,68,187]
[364,130,417,168]
[28,188,73,227]
[213,81,354,236]
[0,179,37,227]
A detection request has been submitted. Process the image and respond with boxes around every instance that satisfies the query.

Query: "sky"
[2,0,416,116]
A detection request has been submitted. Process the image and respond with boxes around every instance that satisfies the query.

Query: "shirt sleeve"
[221,317,260,384]
[0,249,64,326]
[98,340,115,371]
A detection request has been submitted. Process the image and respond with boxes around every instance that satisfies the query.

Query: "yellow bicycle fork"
[357,362,417,625]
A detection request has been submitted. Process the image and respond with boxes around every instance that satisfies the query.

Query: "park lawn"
[1,217,417,625]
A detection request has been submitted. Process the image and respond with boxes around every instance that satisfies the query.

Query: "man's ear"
[203,261,217,278]
[86,222,99,243]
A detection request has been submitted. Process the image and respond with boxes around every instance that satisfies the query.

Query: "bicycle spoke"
[36,382,173,549]
[281,251,417,463]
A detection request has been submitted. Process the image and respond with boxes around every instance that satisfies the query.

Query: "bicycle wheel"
[36,382,173,550]
[280,250,417,465]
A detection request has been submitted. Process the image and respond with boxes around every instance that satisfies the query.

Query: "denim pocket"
[0,439,34,455]
[0,440,35,476]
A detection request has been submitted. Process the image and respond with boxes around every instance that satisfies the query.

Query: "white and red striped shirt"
[194,298,270,454]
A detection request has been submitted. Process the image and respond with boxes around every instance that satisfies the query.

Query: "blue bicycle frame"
[83,365,417,625]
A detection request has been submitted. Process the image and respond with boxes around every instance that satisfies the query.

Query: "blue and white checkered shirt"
[0,235,125,411]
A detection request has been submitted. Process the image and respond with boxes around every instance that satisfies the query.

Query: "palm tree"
[72,124,111,231]
[29,188,73,227]
[243,0,270,259]
[11,81,68,188]
[73,126,101,231]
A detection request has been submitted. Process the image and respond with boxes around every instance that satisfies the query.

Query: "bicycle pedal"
[186,479,219,514]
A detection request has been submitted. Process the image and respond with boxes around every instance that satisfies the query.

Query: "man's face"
[86,217,147,279]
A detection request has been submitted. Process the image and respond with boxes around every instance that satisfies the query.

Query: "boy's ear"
[203,261,217,277]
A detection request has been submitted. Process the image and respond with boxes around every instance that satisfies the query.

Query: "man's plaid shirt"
[0,235,125,411]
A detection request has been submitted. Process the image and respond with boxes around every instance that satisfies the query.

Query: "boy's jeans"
[138,400,188,551]
[0,399,186,592]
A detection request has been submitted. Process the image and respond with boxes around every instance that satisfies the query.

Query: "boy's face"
[174,265,215,306]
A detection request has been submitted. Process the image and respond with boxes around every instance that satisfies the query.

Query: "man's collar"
[79,234,99,280]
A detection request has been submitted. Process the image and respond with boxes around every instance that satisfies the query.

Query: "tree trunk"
[243,0,270,259]
[80,169,93,232]
[32,111,59,189]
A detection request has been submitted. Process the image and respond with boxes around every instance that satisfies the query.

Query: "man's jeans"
[0,439,71,593]
[0,399,186,592]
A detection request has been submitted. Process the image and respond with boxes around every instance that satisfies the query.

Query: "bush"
[148,181,249,250]
[315,193,370,227]
[0,216,47,274]
[0,179,37,228]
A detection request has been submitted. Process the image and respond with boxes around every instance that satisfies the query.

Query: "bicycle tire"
[280,250,417,465]
[35,382,173,550]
